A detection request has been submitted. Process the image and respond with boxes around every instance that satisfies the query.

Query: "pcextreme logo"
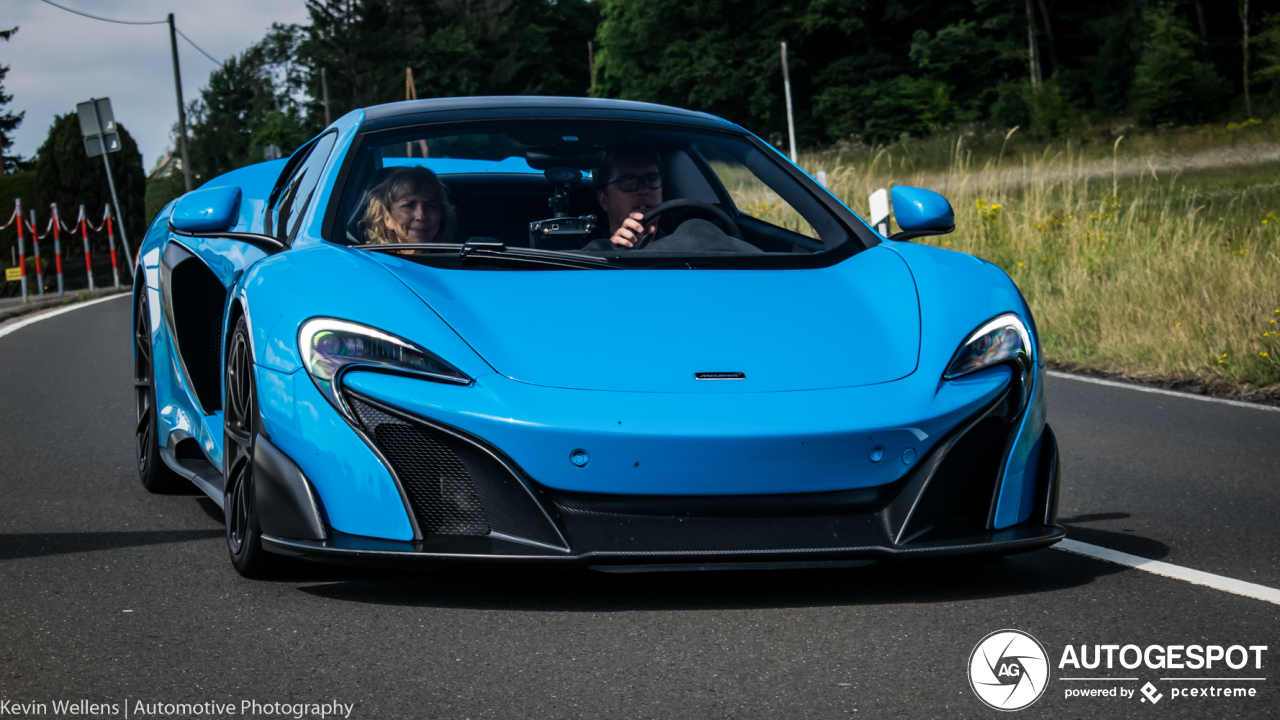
[968,629,1052,711]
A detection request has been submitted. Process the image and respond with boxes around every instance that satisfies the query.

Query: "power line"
[35,0,165,25]
[174,27,223,68]
[36,0,224,67]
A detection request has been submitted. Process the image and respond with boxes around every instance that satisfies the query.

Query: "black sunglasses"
[606,173,663,192]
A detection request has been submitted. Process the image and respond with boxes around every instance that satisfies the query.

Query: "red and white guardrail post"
[78,205,94,291]
[51,203,65,296]
[29,209,43,297]
[105,204,120,289]
[15,198,28,303]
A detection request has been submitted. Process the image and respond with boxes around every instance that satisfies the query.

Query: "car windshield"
[335,120,859,268]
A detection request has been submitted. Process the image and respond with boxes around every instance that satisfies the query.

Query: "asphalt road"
[0,296,1276,719]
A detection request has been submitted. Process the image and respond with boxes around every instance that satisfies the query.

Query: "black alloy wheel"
[134,291,185,493]
[223,316,280,577]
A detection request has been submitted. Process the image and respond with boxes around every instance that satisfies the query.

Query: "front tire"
[134,291,185,493]
[223,316,280,578]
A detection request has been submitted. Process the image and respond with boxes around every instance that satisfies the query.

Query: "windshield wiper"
[458,241,618,270]
[358,241,619,269]
[358,243,463,254]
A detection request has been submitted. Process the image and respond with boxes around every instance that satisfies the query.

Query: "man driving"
[593,144,664,248]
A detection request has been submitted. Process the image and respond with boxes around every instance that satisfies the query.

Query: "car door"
[158,133,339,424]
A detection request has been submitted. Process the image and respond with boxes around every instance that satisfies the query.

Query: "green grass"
[796,121,1280,391]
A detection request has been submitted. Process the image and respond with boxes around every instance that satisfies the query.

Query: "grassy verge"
[797,122,1280,395]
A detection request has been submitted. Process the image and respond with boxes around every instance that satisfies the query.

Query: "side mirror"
[889,186,955,241]
[168,185,285,254]
[171,185,242,233]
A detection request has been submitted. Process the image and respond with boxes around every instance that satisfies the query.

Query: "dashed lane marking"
[1055,539,1280,606]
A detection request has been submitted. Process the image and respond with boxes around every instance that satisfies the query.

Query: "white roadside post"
[780,42,797,164]
[869,188,891,237]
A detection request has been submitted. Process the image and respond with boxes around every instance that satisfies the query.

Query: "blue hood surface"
[375,246,920,393]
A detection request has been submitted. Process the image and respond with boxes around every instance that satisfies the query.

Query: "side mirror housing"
[890,186,955,241]
[171,186,242,233]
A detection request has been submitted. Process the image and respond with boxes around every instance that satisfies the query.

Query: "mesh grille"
[348,397,490,536]
[346,393,565,548]
[903,416,1007,540]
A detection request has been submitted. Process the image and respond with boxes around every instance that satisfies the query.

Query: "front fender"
[884,241,1046,528]
[230,242,496,541]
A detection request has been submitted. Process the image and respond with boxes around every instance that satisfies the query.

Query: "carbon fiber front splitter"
[261,523,1065,571]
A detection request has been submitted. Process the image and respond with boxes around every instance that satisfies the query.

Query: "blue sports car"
[132,97,1063,577]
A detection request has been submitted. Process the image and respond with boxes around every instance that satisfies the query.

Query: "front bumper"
[258,387,1063,570]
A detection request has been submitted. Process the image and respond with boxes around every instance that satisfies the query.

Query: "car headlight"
[944,313,1031,380]
[299,318,470,418]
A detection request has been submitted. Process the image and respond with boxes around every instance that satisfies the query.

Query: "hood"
[375,247,920,393]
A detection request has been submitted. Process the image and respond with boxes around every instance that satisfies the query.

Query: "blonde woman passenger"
[357,166,456,247]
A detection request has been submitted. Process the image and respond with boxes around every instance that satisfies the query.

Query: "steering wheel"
[633,199,743,250]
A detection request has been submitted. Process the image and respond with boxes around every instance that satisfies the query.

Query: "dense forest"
[172,0,1280,186]
[6,0,1280,216]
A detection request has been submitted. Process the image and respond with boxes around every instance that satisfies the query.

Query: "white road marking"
[0,293,129,340]
[1047,370,1280,413]
[1055,539,1280,606]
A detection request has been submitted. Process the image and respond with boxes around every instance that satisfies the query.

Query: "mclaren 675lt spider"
[132,97,1062,577]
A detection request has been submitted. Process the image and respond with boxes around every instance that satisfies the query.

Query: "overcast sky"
[4,0,312,172]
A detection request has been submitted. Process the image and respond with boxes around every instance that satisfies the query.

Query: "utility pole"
[322,68,332,126]
[780,42,797,164]
[588,41,596,89]
[168,13,193,192]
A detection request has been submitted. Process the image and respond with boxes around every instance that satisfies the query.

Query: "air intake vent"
[348,396,489,535]
[901,416,1008,542]
[346,392,565,548]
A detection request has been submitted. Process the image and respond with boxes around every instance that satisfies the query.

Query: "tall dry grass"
[801,135,1280,390]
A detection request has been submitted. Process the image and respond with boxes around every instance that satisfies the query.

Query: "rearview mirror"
[889,186,955,241]
[171,186,242,233]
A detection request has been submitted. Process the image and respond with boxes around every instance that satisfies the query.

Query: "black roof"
[358,96,741,134]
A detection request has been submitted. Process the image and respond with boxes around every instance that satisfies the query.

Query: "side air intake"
[345,391,566,549]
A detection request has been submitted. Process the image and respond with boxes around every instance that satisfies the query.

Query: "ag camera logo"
[969,629,1050,711]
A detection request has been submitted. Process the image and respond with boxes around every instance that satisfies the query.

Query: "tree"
[33,114,146,244]
[595,0,814,144]
[1130,6,1225,126]
[296,0,597,125]
[0,26,25,174]
[186,36,308,181]
[1252,12,1280,97]
[1241,0,1253,117]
